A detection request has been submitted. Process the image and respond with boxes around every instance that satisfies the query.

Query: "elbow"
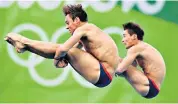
[58,45,64,51]
[60,45,68,52]
[116,68,125,74]
[54,45,67,60]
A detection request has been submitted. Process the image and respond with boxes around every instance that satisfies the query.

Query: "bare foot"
[4,33,27,53]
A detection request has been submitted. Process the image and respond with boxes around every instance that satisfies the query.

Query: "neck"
[134,40,142,45]
[78,22,87,27]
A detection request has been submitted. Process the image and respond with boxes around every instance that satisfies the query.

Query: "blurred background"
[0,0,178,103]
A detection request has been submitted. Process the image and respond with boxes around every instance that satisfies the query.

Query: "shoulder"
[83,23,98,30]
[128,46,138,54]
[144,42,156,49]
[73,26,87,36]
[75,23,97,36]
[75,23,91,33]
[128,42,144,55]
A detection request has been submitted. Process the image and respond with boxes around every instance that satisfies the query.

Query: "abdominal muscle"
[83,43,119,77]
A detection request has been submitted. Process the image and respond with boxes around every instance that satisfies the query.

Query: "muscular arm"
[54,28,85,60]
[73,41,83,49]
[53,42,83,68]
[117,47,139,73]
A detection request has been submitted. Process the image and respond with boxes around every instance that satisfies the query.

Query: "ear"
[74,17,80,24]
[133,34,137,40]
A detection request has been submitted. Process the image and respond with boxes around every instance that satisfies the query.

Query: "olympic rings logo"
[0,0,165,15]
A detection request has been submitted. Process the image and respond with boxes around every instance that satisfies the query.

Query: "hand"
[54,58,68,68]
[54,46,67,60]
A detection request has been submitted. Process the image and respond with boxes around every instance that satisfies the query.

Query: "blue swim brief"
[144,77,160,99]
[94,63,112,87]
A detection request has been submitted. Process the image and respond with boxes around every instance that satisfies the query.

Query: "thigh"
[124,65,150,96]
[66,48,100,84]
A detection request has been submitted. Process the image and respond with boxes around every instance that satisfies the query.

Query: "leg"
[66,48,100,84]
[5,33,58,59]
[24,39,59,59]
[121,65,150,96]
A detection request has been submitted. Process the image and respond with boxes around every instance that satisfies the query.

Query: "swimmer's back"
[135,42,166,88]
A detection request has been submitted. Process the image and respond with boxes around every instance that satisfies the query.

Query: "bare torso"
[79,23,119,75]
[134,42,166,89]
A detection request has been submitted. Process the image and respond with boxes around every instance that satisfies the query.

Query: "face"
[122,30,137,49]
[65,14,78,35]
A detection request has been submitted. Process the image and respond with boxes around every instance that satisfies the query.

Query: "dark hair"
[123,22,144,40]
[63,4,88,22]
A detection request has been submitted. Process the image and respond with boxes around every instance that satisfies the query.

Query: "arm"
[54,29,85,60]
[117,47,139,73]
[54,41,83,67]
[73,41,83,49]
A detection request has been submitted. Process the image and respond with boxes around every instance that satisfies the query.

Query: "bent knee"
[67,48,81,56]
[134,84,150,96]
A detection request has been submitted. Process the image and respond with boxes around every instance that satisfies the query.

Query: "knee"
[67,48,79,56]
[68,48,75,53]
[134,85,149,96]
[65,48,78,61]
